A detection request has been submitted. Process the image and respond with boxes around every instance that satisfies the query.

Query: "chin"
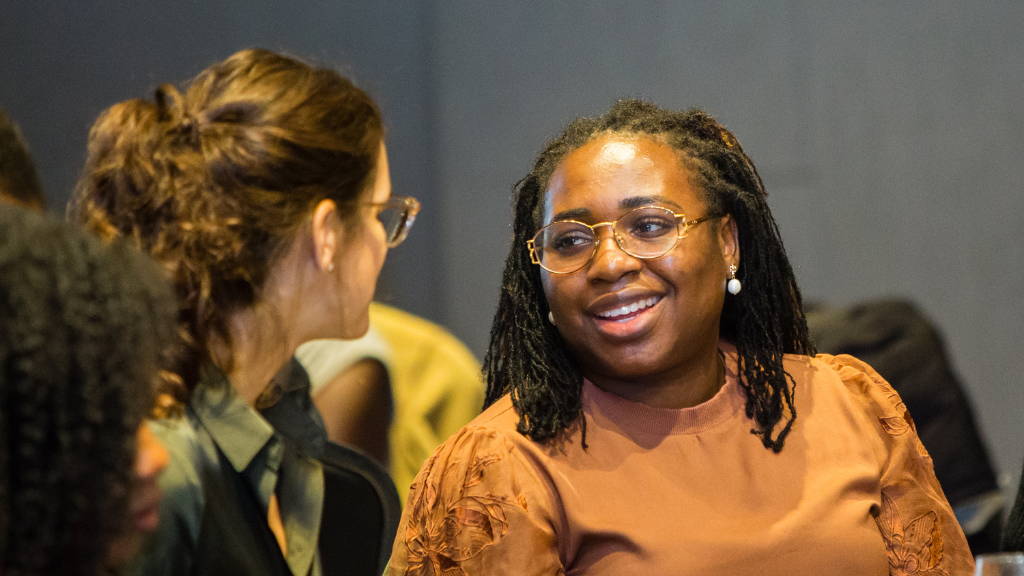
[579,339,692,382]
[599,360,663,381]
[575,346,652,378]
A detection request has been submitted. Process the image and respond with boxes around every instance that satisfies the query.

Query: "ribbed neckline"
[582,343,747,436]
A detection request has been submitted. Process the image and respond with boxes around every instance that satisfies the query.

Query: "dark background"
[3,0,1022,494]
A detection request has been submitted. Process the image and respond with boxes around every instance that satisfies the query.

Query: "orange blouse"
[387,348,974,575]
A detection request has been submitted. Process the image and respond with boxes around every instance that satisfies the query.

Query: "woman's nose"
[587,228,642,281]
[135,423,170,479]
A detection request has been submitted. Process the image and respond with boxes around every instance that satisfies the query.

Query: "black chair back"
[318,441,402,576]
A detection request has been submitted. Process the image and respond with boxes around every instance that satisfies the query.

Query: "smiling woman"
[386,100,974,576]
[536,135,738,412]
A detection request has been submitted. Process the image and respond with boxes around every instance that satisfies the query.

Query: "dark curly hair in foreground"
[0,205,175,576]
[69,49,383,404]
[483,99,814,452]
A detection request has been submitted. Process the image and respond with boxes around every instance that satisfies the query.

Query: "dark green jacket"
[122,360,325,576]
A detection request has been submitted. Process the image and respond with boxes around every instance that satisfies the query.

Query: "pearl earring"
[548,311,556,325]
[727,264,742,295]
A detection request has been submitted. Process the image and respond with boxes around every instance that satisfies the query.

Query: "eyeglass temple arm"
[526,239,541,264]
[676,214,718,237]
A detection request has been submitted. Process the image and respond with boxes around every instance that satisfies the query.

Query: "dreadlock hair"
[0,205,176,576]
[69,48,383,406]
[483,99,814,453]
[0,109,46,210]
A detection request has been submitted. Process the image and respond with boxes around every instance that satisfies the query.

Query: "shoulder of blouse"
[405,394,562,521]
[810,354,914,427]
[396,416,564,573]
[806,353,930,458]
[808,357,973,574]
[469,394,519,429]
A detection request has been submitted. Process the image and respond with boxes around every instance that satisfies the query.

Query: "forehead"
[542,134,703,224]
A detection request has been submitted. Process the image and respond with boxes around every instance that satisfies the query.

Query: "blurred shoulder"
[370,303,479,372]
[145,418,207,546]
[148,416,206,495]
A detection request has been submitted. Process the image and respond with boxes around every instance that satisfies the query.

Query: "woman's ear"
[310,199,339,272]
[718,213,740,264]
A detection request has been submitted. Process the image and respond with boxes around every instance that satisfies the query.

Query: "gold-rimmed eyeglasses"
[526,206,719,274]
[370,195,421,248]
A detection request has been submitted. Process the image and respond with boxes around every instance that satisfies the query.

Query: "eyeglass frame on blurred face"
[526,205,720,274]
[368,195,420,248]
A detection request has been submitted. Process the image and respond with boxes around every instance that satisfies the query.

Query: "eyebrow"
[551,207,591,221]
[620,195,684,211]
[550,195,685,222]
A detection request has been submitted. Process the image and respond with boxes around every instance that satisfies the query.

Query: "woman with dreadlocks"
[387,100,972,575]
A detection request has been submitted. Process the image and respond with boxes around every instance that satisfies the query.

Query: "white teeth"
[598,296,659,319]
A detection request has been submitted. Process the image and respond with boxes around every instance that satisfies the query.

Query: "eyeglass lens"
[378,207,407,243]
[376,197,420,247]
[533,207,680,272]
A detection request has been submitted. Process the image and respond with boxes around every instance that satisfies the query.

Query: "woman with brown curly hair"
[386,100,972,575]
[71,49,419,576]
[0,204,175,576]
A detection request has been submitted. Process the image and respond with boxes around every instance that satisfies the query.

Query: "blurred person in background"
[71,49,417,576]
[0,205,175,576]
[0,108,47,210]
[296,301,485,500]
[297,314,394,466]
[387,100,973,575]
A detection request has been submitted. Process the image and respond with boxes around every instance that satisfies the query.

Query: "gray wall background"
[3,1,1023,494]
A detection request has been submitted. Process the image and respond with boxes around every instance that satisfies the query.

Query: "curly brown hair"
[0,205,176,576]
[69,49,384,403]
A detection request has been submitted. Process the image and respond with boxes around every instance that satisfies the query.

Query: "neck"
[586,340,725,410]
[216,301,299,407]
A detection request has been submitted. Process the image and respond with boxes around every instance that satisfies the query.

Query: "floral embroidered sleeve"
[387,426,564,576]
[822,354,975,576]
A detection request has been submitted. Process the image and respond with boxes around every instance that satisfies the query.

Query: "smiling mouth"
[596,296,661,321]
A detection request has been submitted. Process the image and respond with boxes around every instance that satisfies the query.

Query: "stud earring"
[727,264,742,295]
[328,262,335,273]
[548,311,556,325]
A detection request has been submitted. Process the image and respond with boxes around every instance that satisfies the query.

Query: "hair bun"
[174,114,202,149]
[154,83,202,148]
